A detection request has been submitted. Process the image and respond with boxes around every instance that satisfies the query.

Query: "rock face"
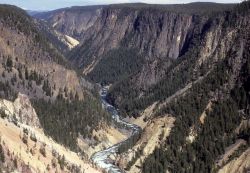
[218,148,250,173]
[0,93,40,128]
[66,4,232,68]
[13,93,40,127]
[118,116,175,173]
[34,4,230,72]
[69,7,196,68]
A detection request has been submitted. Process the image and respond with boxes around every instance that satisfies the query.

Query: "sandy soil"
[64,35,79,49]
[218,147,250,173]
[78,126,127,158]
[0,118,100,173]
[199,101,212,124]
[216,139,247,167]
[119,116,175,173]
[124,102,158,129]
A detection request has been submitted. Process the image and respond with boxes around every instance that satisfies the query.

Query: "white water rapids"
[91,87,141,173]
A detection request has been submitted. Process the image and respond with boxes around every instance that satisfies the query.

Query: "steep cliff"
[34,6,103,41]
[139,3,250,172]
[107,10,239,117]
[67,3,233,78]
[0,93,41,128]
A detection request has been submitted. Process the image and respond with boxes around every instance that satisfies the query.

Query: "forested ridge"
[108,2,235,16]
[32,94,111,151]
[105,1,249,119]
[141,2,250,172]
[0,5,70,68]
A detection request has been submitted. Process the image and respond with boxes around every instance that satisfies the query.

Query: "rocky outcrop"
[0,93,40,127]
[13,93,40,127]
[117,116,175,173]
[218,148,250,173]
[0,116,101,173]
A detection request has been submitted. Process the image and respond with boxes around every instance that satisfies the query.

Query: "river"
[91,86,142,173]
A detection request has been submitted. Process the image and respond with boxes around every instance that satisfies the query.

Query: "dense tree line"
[87,47,144,84]
[143,59,249,173]
[32,94,111,151]
[109,2,234,16]
[0,81,17,101]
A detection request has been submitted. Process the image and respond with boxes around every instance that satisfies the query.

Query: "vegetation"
[39,144,47,157]
[0,81,17,101]
[0,4,71,68]
[30,133,37,143]
[0,144,5,163]
[22,133,28,145]
[32,94,111,151]
[0,5,114,160]
[142,2,250,172]
[142,54,249,173]
[109,2,235,15]
[107,28,203,118]
[87,47,144,84]
[58,155,66,170]
[107,1,250,120]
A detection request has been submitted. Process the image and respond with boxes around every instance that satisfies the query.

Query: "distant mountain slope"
[34,19,70,54]
[64,2,234,84]
[33,5,104,41]
[35,3,235,88]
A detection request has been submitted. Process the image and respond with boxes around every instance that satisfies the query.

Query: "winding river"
[91,86,142,173]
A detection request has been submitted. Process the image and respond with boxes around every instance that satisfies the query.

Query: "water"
[91,86,141,173]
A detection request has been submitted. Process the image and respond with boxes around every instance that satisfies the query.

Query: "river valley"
[91,87,142,173]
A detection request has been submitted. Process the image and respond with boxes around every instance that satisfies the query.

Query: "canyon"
[0,2,249,173]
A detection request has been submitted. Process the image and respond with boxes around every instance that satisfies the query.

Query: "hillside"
[0,5,115,173]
